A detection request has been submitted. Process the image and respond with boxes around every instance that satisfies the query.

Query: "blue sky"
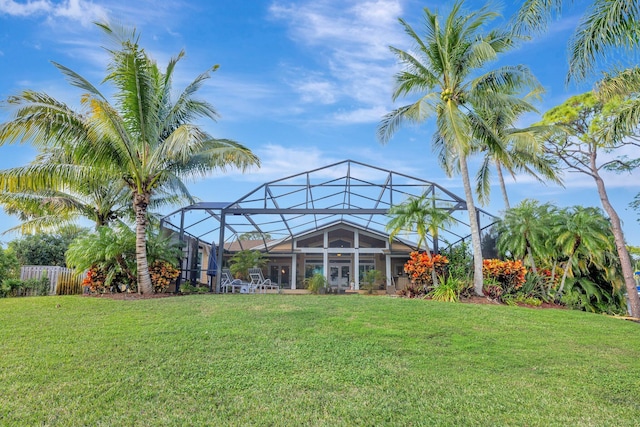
[0,0,639,245]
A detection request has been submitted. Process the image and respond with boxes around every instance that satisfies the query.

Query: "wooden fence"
[20,266,83,295]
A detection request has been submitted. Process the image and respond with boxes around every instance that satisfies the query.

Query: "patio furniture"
[220,269,243,293]
[248,268,279,293]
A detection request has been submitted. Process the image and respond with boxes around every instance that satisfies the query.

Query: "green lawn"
[0,294,639,426]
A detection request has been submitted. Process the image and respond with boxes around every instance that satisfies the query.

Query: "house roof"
[160,159,498,251]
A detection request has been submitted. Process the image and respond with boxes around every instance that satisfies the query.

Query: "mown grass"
[0,294,639,426]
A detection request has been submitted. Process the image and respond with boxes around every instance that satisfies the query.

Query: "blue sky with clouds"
[0,0,639,245]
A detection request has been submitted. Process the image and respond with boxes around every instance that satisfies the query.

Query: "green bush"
[179,283,209,294]
[0,277,50,297]
[304,273,327,294]
[429,276,463,302]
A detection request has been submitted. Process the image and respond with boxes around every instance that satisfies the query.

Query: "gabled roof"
[160,159,498,251]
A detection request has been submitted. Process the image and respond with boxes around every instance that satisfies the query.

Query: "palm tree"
[512,0,640,82]
[496,199,555,274]
[378,1,540,295]
[539,91,640,317]
[473,94,561,209]
[386,194,456,286]
[554,206,613,299]
[0,24,259,293]
[0,147,131,233]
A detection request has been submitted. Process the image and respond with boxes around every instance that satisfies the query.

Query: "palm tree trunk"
[495,160,510,210]
[459,155,484,296]
[526,245,538,274]
[557,253,574,299]
[134,191,153,294]
[593,171,640,318]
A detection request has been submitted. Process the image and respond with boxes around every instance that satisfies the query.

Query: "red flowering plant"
[403,251,449,295]
[482,259,527,299]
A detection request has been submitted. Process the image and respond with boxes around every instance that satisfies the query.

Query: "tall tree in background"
[540,92,640,316]
[473,92,561,209]
[378,1,540,295]
[0,24,259,293]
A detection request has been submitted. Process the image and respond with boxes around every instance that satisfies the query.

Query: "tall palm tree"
[512,0,640,82]
[473,93,561,209]
[0,24,259,293]
[378,1,540,295]
[386,194,456,286]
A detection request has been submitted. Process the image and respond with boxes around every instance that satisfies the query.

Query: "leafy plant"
[0,277,49,297]
[442,241,472,282]
[229,250,267,280]
[179,283,209,294]
[403,251,449,289]
[429,276,463,302]
[361,269,383,294]
[482,259,527,296]
[149,261,180,293]
[304,273,327,294]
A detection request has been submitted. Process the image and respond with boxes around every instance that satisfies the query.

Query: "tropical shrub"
[304,273,327,294]
[442,241,472,282]
[0,247,19,284]
[179,283,209,294]
[229,250,267,280]
[69,225,182,293]
[429,276,464,302]
[482,259,527,296]
[404,251,449,288]
[361,269,383,294]
[0,277,50,297]
[398,282,428,298]
[149,261,180,293]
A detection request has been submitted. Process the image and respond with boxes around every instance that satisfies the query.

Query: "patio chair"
[220,269,243,293]
[248,268,279,293]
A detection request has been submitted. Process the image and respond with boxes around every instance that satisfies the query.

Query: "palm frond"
[568,0,640,82]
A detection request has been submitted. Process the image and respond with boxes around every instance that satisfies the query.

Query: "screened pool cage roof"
[160,159,498,252]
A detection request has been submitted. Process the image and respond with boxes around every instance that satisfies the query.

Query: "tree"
[554,206,614,298]
[8,227,84,267]
[539,92,640,316]
[0,24,259,293]
[512,0,640,82]
[378,1,539,295]
[229,250,267,280]
[0,246,19,283]
[497,199,556,274]
[386,194,456,287]
[473,94,561,209]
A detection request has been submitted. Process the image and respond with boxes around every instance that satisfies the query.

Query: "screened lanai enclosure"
[160,160,498,292]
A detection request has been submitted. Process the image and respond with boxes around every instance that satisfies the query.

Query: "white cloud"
[0,0,51,16]
[269,0,405,122]
[0,0,107,25]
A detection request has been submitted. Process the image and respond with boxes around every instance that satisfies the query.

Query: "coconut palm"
[0,24,259,293]
[386,194,456,286]
[473,94,562,209]
[512,0,640,82]
[378,1,540,295]
[0,148,131,233]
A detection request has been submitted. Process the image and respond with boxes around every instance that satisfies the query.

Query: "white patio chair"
[220,269,243,293]
[248,268,279,293]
